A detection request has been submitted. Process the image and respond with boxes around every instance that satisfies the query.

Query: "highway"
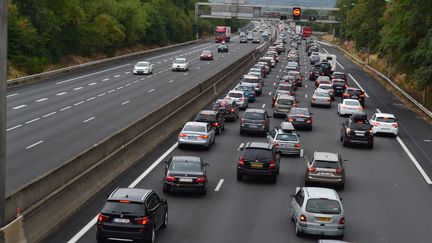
[46,36,432,242]
[5,36,261,193]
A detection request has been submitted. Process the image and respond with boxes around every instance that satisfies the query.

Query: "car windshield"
[243,78,260,84]
[242,148,273,160]
[244,112,265,120]
[306,199,341,214]
[345,100,360,106]
[183,124,205,133]
[103,201,143,215]
[174,59,186,64]
[276,134,298,142]
[170,161,202,172]
[375,117,396,123]
[277,98,293,105]
[228,92,243,98]
[136,62,149,67]
[195,114,216,122]
[314,160,339,169]
[237,86,253,92]
[290,109,308,115]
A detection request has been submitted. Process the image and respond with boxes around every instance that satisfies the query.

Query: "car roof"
[108,188,151,203]
[184,121,207,127]
[175,58,186,61]
[243,74,259,79]
[137,61,150,65]
[172,156,201,163]
[333,72,345,75]
[229,90,244,94]
[313,152,339,162]
[279,122,295,131]
[245,108,265,113]
[304,187,339,200]
[245,142,272,150]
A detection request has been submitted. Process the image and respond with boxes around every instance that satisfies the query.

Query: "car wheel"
[161,210,168,228]
[96,236,105,243]
[163,183,170,193]
[178,144,183,150]
[277,167,280,175]
[339,182,345,190]
[295,223,303,237]
[217,128,222,135]
[240,130,244,136]
[236,172,243,181]
[368,143,374,149]
[270,175,277,183]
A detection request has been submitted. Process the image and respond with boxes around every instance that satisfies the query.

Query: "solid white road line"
[121,100,130,105]
[322,48,329,54]
[125,83,131,87]
[107,90,115,93]
[86,97,96,101]
[336,61,345,69]
[7,93,18,98]
[26,140,44,149]
[25,118,40,124]
[35,98,48,102]
[73,87,83,91]
[97,93,106,97]
[116,86,124,90]
[348,73,370,97]
[214,179,225,191]
[43,112,56,118]
[83,117,95,123]
[148,89,155,93]
[12,105,26,110]
[60,106,72,111]
[56,92,67,96]
[56,64,130,84]
[6,124,22,132]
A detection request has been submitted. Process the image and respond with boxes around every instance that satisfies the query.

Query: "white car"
[337,99,363,116]
[172,58,189,71]
[226,90,248,109]
[133,61,153,75]
[370,113,399,136]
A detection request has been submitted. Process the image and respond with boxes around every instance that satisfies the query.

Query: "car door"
[146,193,163,229]
[267,129,276,144]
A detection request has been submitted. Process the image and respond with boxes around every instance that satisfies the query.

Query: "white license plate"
[179,178,193,182]
[188,136,198,139]
[382,128,390,130]
[296,118,305,121]
[248,125,259,128]
[319,172,332,176]
[355,133,365,136]
[113,218,130,224]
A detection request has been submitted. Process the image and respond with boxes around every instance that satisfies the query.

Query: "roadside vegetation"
[7,0,246,78]
[333,0,432,109]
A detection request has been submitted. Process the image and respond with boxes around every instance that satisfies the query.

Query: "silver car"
[311,90,332,108]
[273,94,296,117]
[291,187,345,238]
[337,99,363,116]
[267,126,301,156]
[178,122,215,149]
[133,61,154,75]
[226,90,248,109]
[305,152,346,189]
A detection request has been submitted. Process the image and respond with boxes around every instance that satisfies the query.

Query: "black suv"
[237,142,280,183]
[195,110,225,135]
[309,66,321,81]
[97,188,168,243]
[340,113,374,148]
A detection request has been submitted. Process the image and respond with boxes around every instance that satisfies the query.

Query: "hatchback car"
[311,90,332,108]
[178,122,215,149]
[342,87,366,107]
[240,109,271,136]
[273,94,296,118]
[171,58,189,71]
[305,152,346,189]
[212,99,239,121]
[217,43,229,53]
[315,76,331,88]
[317,83,335,101]
[287,108,313,130]
[337,99,363,116]
[237,142,280,182]
[332,79,347,97]
[133,61,154,75]
[309,66,322,81]
[340,113,374,148]
[235,84,256,102]
[267,127,301,156]
[194,110,225,135]
[291,187,345,238]
[96,188,168,243]
[369,113,399,137]
[163,156,208,194]
[285,62,299,72]
[200,50,213,60]
[226,90,248,109]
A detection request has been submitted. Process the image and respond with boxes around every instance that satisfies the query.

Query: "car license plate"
[296,118,305,122]
[188,136,198,139]
[179,178,193,182]
[355,132,365,136]
[315,217,331,222]
[248,125,259,128]
[382,128,390,130]
[113,218,130,224]
[319,172,332,176]
[250,163,263,168]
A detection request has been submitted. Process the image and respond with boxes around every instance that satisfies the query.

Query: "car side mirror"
[297,134,301,137]
[204,163,209,167]
[289,194,295,198]
[344,159,348,162]
[310,112,314,115]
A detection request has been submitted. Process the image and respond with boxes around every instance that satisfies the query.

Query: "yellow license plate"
[250,163,263,168]
[315,217,331,222]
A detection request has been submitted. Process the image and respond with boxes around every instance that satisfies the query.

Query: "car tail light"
[291,91,295,95]
[196,176,206,183]
[179,133,187,137]
[212,122,219,126]
[269,160,276,169]
[336,168,344,174]
[241,118,245,125]
[346,128,351,133]
[357,106,363,110]
[288,118,293,122]
[372,122,380,126]
[98,214,109,222]
[308,167,316,173]
[392,123,399,128]
[300,214,307,222]
[238,158,245,166]
[273,143,280,147]
[306,118,312,123]
[165,175,176,182]
[294,144,301,148]
[343,93,349,97]
[345,84,348,89]
[312,97,316,100]
[136,216,150,225]
[239,98,244,101]
[231,108,235,112]
[199,135,209,139]
[339,217,345,225]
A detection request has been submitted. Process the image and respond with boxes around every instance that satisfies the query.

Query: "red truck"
[215,26,231,43]
[301,26,312,39]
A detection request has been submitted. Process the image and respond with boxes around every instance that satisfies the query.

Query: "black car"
[195,110,225,135]
[319,62,333,76]
[237,142,280,183]
[212,99,239,121]
[163,156,208,194]
[97,188,168,243]
[331,72,348,83]
[342,87,366,106]
[332,79,347,97]
[309,66,321,81]
[307,46,319,56]
[217,44,228,53]
[240,108,271,136]
[287,107,313,130]
[340,113,374,148]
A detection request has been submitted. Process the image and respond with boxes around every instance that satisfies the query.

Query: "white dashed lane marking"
[88,82,97,86]
[7,93,18,98]
[6,124,22,132]
[25,118,40,124]
[114,75,121,78]
[12,105,27,110]
[43,112,56,118]
[148,89,155,93]
[36,98,48,102]
[83,117,95,123]
[56,92,67,96]
[74,101,85,106]
[121,101,130,106]
[26,140,44,149]
[74,87,83,91]
[60,106,71,111]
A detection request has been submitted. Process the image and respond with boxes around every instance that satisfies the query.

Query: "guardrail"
[0,28,275,242]
[7,40,202,88]
[319,40,432,119]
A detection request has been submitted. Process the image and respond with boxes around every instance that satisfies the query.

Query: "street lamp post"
[344,2,355,41]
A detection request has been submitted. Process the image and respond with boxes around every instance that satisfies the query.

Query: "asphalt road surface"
[47,38,432,243]
[6,36,263,193]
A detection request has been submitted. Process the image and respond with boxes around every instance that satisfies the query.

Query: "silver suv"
[305,152,346,189]
[290,187,345,239]
[266,122,301,156]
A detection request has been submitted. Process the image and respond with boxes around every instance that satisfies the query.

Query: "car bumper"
[276,147,300,155]
[240,125,267,133]
[372,126,398,135]
[291,121,312,129]
[133,70,150,74]
[164,182,206,192]
[97,227,149,241]
[237,167,276,176]
[306,175,344,185]
[178,138,210,146]
[296,222,345,237]
[339,108,361,115]
[311,100,331,106]
[345,136,373,144]
[172,67,186,71]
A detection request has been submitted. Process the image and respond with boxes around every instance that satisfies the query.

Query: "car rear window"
[278,85,292,91]
[242,148,273,160]
[276,134,298,141]
[228,92,243,98]
[313,160,339,169]
[103,201,144,215]
[344,100,360,106]
[243,78,260,84]
[318,85,332,90]
[170,161,202,172]
[376,117,396,123]
[277,98,293,105]
[195,114,216,122]
[244,112,265,120]
[290,109,308,115]
[306,199,341,214]
[348,90,362,95]
[315,92,329,97]
[183,125,206,133]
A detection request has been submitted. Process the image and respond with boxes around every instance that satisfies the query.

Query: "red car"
[200,50,213,61]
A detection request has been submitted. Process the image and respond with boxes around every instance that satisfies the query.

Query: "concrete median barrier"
[1,34,274,242]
